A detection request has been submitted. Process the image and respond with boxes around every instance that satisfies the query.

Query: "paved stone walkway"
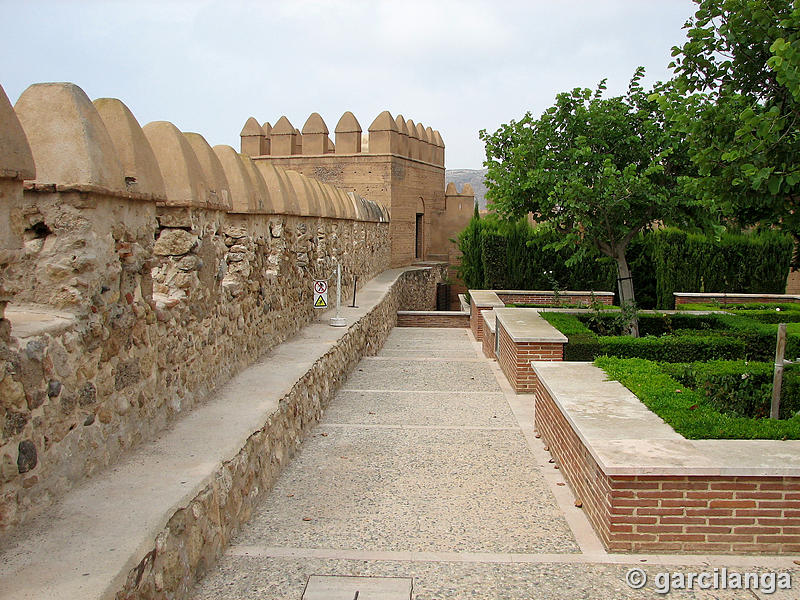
[192,328,800,599]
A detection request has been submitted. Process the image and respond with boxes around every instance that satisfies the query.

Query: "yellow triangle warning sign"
[314,295,328,308]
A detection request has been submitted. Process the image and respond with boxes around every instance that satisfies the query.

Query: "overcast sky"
[1,0,698,170]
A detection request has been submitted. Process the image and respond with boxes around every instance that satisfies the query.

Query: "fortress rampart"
[0,82,403,530]
[239,111,474,271]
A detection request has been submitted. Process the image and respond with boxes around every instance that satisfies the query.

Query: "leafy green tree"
[480,68,695,335]
[661,0,800,242]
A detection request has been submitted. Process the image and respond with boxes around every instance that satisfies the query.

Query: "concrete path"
[192,328,800,599]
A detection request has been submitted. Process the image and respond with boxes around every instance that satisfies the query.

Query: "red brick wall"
[496,323,563,393]
[396,312,469,327]
[482,324,496,359]
[469,298,494,341]
[497,292,613,306]
[534,377,800,554]
[674,293,800,307]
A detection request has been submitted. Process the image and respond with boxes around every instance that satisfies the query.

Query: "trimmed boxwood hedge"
[596,357,800,439]
[680,302,800,311]
[540,311,800,362]
[659,360,800,420]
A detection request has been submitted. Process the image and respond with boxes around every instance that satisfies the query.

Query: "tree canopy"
[660,0,800,238]
[480,68,696,334]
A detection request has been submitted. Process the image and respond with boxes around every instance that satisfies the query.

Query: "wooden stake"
[771,323,787,420]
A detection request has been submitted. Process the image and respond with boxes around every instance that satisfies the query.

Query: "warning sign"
[313,280,328,309]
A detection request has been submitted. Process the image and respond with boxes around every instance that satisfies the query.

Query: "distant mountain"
[446,168,489,210]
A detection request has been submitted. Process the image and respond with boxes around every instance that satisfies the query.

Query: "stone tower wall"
[0,82,391,530]
[240,111,469,269]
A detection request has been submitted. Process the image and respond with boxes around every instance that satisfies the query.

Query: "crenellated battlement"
[239,110,446,167]
[4,82,386,221]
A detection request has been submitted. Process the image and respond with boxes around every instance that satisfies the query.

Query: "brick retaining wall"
[396,310,469,328]
[496,322,563,393]
[534,367,800,554]
[497,290,613,306]
[674,292,800,308]
[482,312,496,359]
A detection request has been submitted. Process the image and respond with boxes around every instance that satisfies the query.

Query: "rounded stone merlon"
[334,112,362,154]
[239,152,270,212]
[0,83,35,180]
[358,197,373,221]
[271,116,299,155]
[213,145,260,213]
[333,186,351,219]
[394,114,409,136]
[418,124,433,162]
[302,113,329,135]
[416,122,428,142]
[335,111,362,134]
[272,115,295,135]
[462,183,474,196]
[261,122,272,136]
[301,113,330,154]
[368,110,398,132]
[309,178,339,219]
[255,162,300,215]
[392,114,410,157]
[368,111,400,154]
[240,116,263,137]
[183,132,232,210]
[337,188,357,220]
[364,199,382,222]
[431,129,445,165]
[347,191,364,221]
[93,97,166,198]
[404,119,420,159]
[445,181,458,196]
[142,121,209,208]
[405,119,419,139]
[285,169,321,217]
[240,116,269,156]
[14,82,125,191]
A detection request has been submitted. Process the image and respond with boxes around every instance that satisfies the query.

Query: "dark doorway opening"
[415,213,423,259]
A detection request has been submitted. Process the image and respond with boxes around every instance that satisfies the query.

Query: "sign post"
[313,280,328,309]
[330,262,346,327]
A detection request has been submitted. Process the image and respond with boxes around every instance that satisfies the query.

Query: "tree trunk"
[613,248,640,338]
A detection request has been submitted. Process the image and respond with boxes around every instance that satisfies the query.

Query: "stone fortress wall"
[0,82,408,531]
[238,110,475,276]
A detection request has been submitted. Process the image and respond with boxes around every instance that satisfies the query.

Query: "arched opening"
[414,197,425,260]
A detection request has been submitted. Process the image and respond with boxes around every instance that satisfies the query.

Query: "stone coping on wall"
[482,309,497,335]
[495,289,615,298]
[674,292,800,305]
[532,361,800,477]
[494,308,568,344]
[4,304,78,339]
[468,290,505,308]
[0,266,428,600]
[458,293,469,312]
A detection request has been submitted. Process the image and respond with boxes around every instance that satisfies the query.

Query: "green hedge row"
[540,311,800,362]
[596,357,800,439]
[659,360,800,420]
[652,229,793,310]
[456,213,793,309]
[456,215,616,292]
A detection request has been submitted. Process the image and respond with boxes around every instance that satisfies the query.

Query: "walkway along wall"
[0,82,396,531]
[240,111,475,304]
